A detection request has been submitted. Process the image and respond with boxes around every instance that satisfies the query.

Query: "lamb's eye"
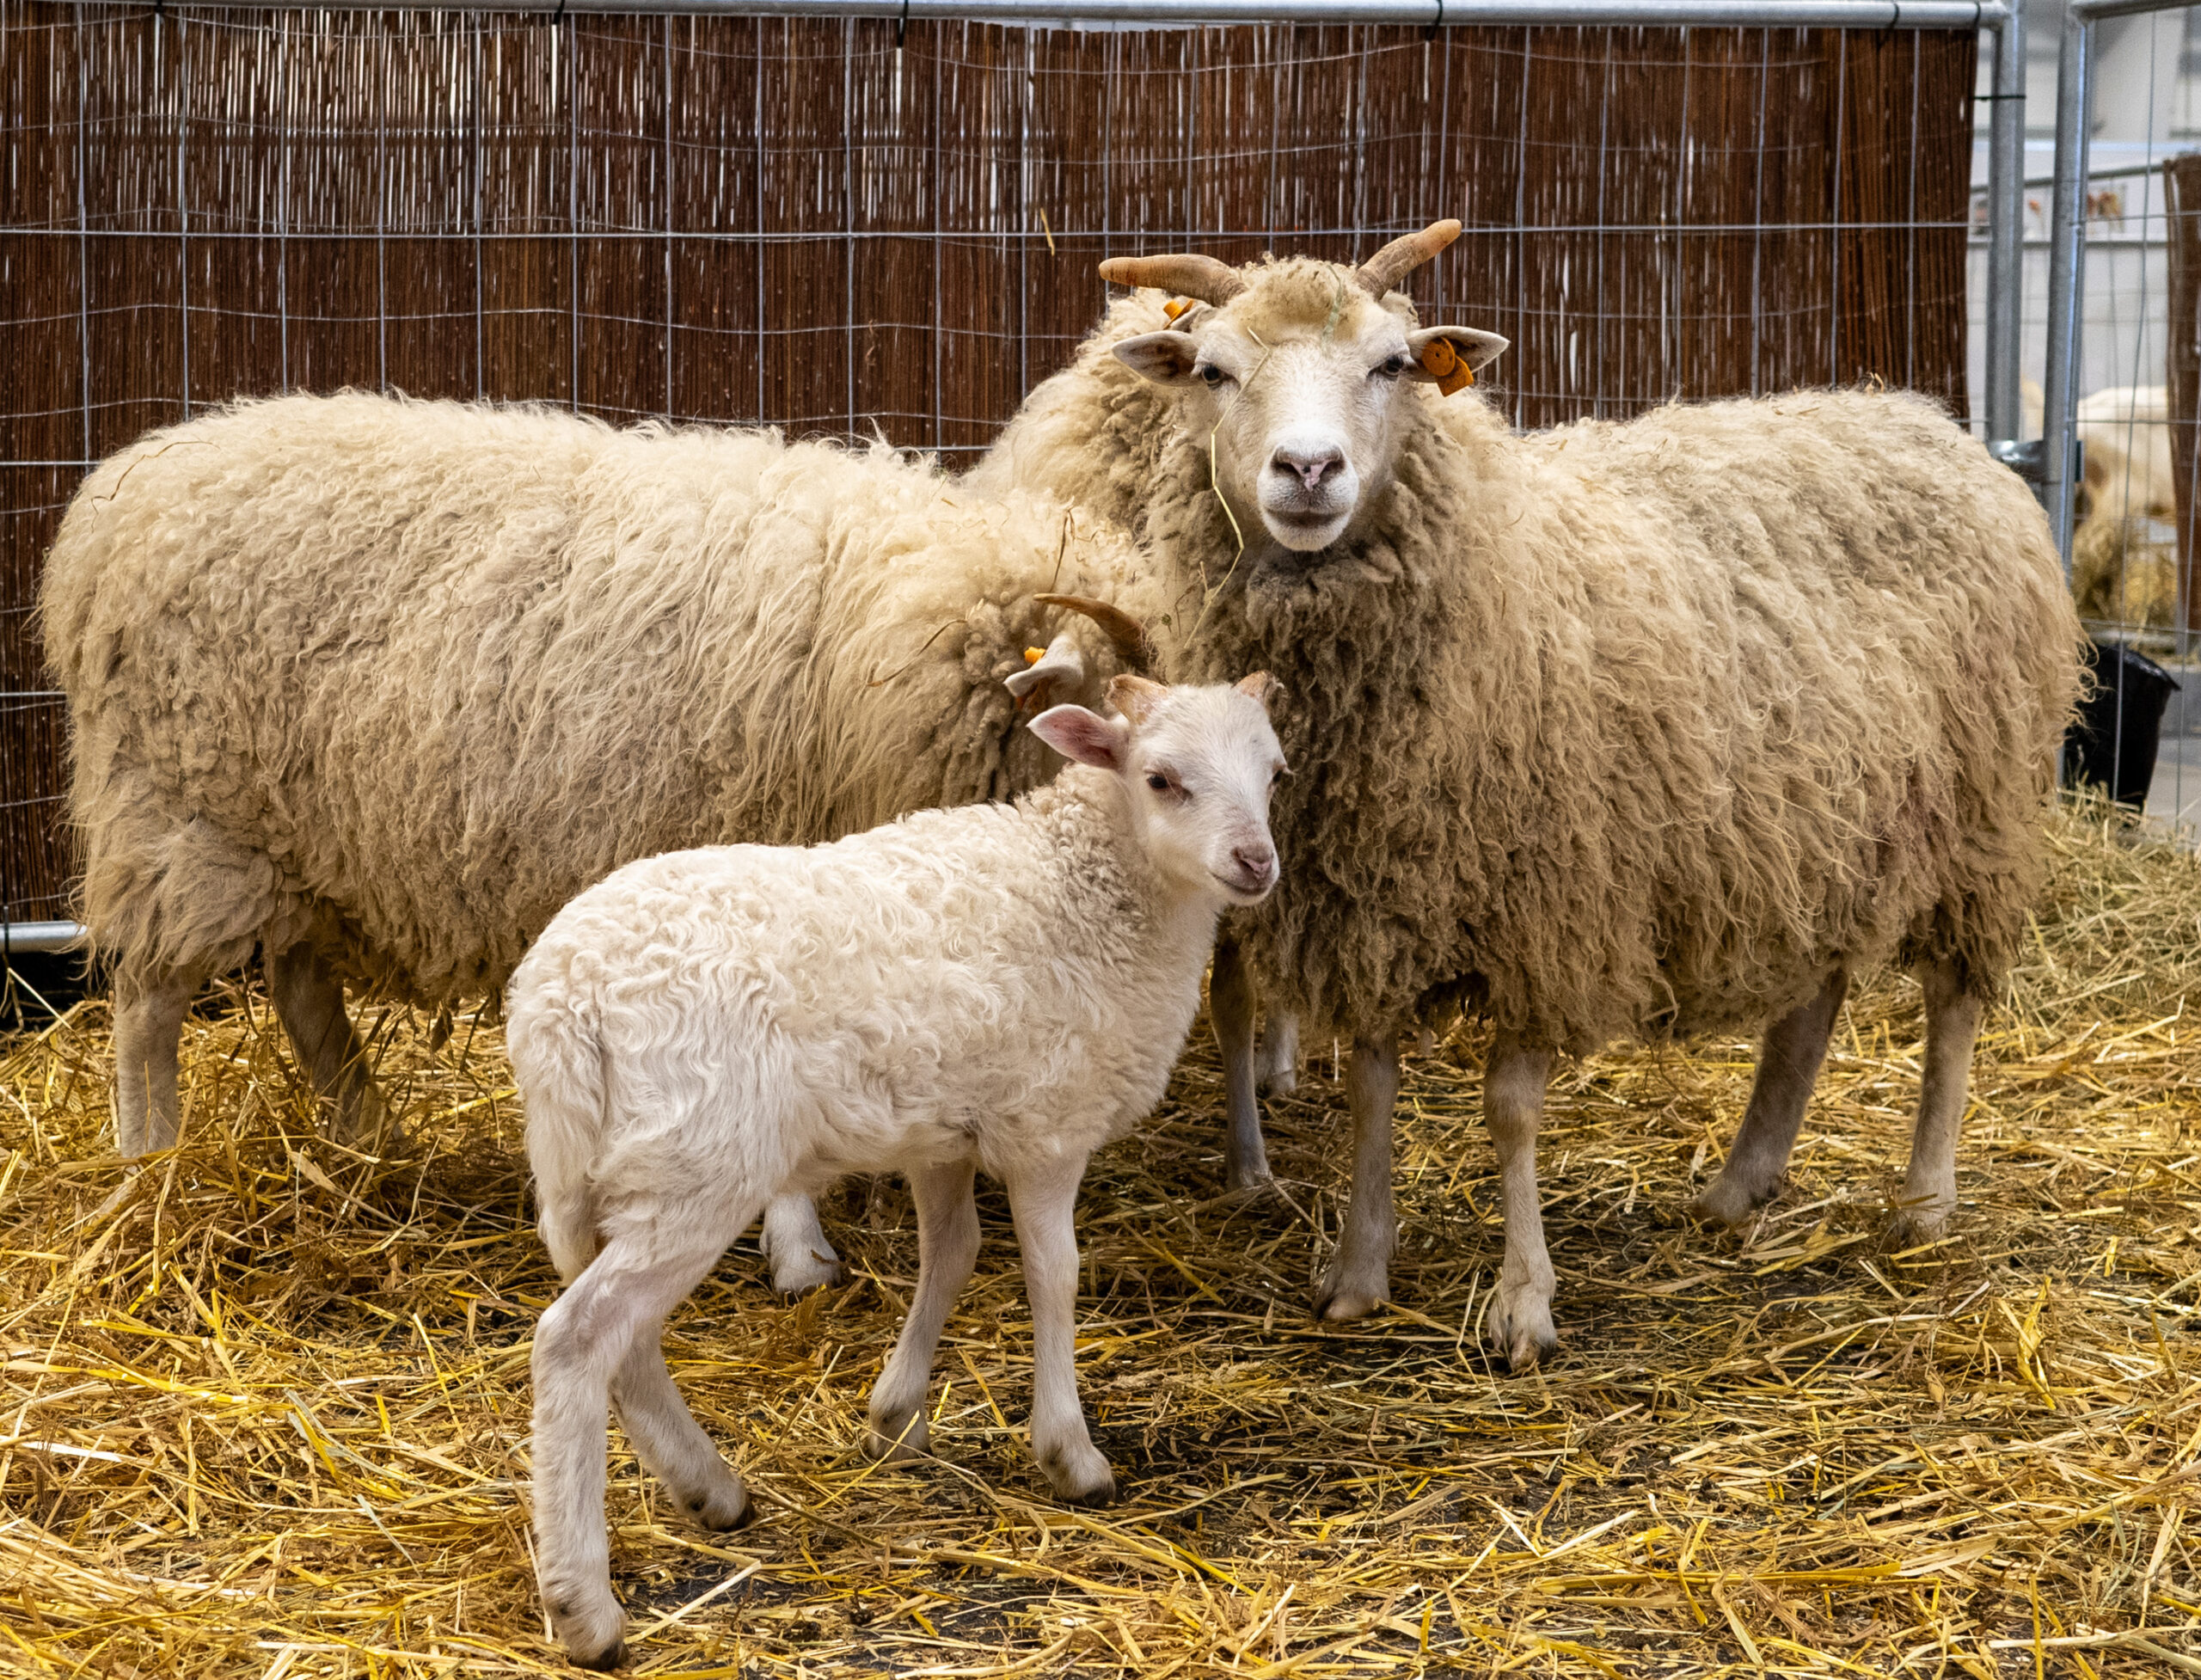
[1146,772,1172,792]
[1375,353,1410,379]
[1198,365,1229,389]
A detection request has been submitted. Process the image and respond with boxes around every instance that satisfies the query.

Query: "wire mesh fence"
[0,3,1983,926]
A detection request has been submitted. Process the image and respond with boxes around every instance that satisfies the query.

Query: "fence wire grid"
[0,4,1983,923]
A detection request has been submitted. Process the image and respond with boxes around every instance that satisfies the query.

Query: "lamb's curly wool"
[42,393,1147,1007]
[990,265,2078,1053]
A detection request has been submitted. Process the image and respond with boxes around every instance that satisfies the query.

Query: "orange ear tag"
[1162,297,1193,324]
[1024,647,1047,664]
[1419,337,1475,396]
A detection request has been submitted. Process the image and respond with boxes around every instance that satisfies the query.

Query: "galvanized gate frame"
[4,0,2021,958]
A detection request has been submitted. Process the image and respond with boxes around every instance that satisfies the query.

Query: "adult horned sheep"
[982,223,2081,1367]
[42,393,1149,1291]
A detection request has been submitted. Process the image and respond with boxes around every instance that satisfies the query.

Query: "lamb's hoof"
[1312,1265,1389,1323]
[864,1409,929,1463]
[1487,1286,1558,1374]
[1886,1203,1955,1251]
[1255,1066,1297,1098]
[1039,1444,1116,1506]
[677,1474,751,1533]
[770,1251,843,1297]
[548,1591,628,1671]
[1689,1173,1771,1229]
[1221,1166,1279,1205]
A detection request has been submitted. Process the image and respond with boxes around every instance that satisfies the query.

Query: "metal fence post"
[1982,5,2024,447]
[2042,3,2094,565]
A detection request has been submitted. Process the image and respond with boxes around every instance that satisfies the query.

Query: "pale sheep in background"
[510,673,1284,1669]
[41,392,1150,1291]
[985,224,2080,1366]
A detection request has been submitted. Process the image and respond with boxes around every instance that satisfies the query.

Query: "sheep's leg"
[610,1329,750,1533]
[1256,1009,1300,1097]
[1004,1152,1113,1505]
[759,1193,842,1296]
[267,941,392,1148]
[1692,969,1849,1228]
[113,965,206,1156]
[1312,1033,1400,1322]
[532,1221,749,1672]
[864,1159,978,1462]
[1210,935,1274,1193]
[1890,959,1981,1247]
[1483,1034,1558,1371]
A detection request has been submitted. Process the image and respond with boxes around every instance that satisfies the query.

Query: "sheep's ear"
[1405,325,1510,393]
[1005,630,1085,711]
[1108,673,1169,726]
[1234,671,1278,708]
[1030,704,1130,770]
[1113,332,1202,387]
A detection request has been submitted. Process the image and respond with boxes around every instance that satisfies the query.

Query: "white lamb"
[508,673,1284,1671]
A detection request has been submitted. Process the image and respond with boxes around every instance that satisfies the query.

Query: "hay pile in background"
[3,798,2198,1677]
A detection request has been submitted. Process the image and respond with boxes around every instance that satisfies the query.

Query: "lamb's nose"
[1272,445,1344,492]
[1232,843,1276,884]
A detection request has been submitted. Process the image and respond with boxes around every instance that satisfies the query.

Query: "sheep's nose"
[1271,445,1345,492]
[1232,843,1277,884]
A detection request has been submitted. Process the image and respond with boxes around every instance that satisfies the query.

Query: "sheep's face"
[1029,674,1284,906]
[1107,255,1506,555]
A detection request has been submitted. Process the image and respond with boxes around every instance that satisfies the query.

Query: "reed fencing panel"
[0,4,1977,929]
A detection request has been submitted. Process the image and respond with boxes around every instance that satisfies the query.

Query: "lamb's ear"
[1029,704,1131,770]
[1113,332,1202,387]
[1108,673,1169,726]
[1405,325,1510,392]
[1234,671,1279,709]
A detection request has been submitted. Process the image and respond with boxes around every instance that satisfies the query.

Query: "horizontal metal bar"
[1,222,1974,240]
[3,923,83,955]
[140,0,2011,25]
[2070,0,2188,21]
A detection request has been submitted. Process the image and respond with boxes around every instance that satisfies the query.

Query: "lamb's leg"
[610,1329,751,1533]
[532,1221,748,1672]
[1484,1034,1558,1371]
[267,941,391,1147]
[1210,935,1274,1193]
[1312,1033,1400,1322]
[113,965,205,1156]
[1003,1152,1113,1505]
[1890,959,1982,1247]
[1692,969,1849,1227]
[759,1193,842,1295]
[864,1159,979,1462]
[1256,1009,1300,1097]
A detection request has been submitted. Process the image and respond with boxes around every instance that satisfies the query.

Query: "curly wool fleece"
[980,258,2084,1053]
[42,392,1150,1004]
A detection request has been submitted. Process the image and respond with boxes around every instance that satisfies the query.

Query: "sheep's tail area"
[507,992,610,1284]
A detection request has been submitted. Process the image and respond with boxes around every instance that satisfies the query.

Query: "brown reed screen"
[0,4,1977,929]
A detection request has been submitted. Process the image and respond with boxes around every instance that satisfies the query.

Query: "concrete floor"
[2147,733,2201,837]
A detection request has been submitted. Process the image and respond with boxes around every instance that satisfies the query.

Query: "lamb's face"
[1029,674,1285,906]
[1102,246,1506,556]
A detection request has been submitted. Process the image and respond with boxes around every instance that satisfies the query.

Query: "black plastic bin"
[2063,638,2182,808]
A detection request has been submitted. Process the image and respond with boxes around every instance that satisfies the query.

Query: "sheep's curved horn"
[1095,254,1247,307]
[1036,592,1156,673]
[1356,219,1462,297]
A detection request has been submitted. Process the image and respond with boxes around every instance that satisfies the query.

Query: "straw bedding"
[1,797,2196,1678]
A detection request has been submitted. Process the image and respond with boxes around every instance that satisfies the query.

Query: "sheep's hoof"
[1311,1268,1389,1323]
[1255,1065,1297,1098]
[1688,1174,1770,1229]
[1886,1201,1955,1251]
[1487,1287,1558,1374]
[548,1591,628,1671]
[679,1476,751,1533]
[864,1410,929,1463]
[1039,1444,1116,1506]
[770,1254,843,1298]
[1221,1165,1279,1205]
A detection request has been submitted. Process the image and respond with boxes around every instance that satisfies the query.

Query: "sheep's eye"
[1197,364,1229,389]
[1146,772,1173,792]
[1375,353,1410,379]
